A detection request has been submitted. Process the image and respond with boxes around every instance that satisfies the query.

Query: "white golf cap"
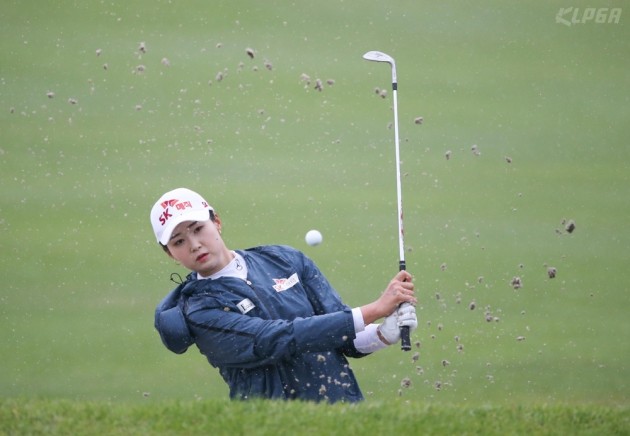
[150,188,214,245]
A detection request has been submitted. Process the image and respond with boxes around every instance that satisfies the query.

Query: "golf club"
[362,50,411,351]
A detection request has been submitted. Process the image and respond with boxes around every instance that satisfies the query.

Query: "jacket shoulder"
[154,284,194,354]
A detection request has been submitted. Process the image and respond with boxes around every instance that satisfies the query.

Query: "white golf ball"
[305,229,323,246]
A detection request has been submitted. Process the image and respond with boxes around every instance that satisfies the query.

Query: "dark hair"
[160,209,216,252]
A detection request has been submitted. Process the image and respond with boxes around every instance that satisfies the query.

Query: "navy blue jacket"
[155,245,369,403]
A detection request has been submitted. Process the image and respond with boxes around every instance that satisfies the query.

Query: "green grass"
[1,0,629,423]
[1,399,628,435]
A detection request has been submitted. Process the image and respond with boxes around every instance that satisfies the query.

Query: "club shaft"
[363,51,412,351]
[392,85,404,265]
[392,83,412,352]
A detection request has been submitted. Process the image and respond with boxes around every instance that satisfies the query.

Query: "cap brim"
[158,210,213,245]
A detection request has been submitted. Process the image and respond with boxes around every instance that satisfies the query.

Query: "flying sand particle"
[547,267,557,279]
[414,116,424,125]
[511,276,522,289]
[300,73,311,85]
[246,48,255,59]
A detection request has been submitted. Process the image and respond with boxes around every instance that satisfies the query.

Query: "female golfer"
[151,188,418,403]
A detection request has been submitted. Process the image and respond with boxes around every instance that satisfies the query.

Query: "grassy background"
[1,399,628,435]
[1,0,628,411]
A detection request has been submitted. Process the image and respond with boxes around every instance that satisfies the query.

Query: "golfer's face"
[166,219,230,276]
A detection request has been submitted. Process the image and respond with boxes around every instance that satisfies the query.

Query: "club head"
[363,51,397,84]
[362,51,395,65]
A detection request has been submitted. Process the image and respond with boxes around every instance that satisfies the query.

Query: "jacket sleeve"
[185,295,357,369]
[295,249,369,358]
[296,249,352,315]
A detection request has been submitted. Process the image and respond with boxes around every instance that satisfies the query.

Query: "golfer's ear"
[213,213,222,232]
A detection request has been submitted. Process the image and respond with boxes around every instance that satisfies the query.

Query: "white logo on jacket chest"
[237,298,255,314]
[272,273,299,292]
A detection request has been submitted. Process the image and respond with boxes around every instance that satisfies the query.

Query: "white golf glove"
[377,304,418,345]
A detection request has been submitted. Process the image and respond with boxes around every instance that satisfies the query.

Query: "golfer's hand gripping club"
[378,300,417,345]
